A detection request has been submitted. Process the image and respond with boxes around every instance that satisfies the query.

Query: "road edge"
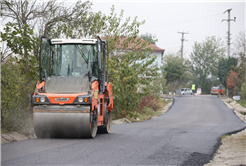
[1,97,175,144]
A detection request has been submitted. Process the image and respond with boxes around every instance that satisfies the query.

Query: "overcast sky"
[92,0,245,58]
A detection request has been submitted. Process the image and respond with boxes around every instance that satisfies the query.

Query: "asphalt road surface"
[2,95,246,166]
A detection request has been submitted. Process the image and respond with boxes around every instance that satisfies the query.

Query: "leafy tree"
[80,6,164,118]
[107,36,160,118]
[162,53,189,93]
[0,22,38,131]
[226,70,238,96]
[146,76,167,96]
[109,59,139,118]
[2,0,91,113]
[1,23,38,57]
[2,0,93,59]
[218,57,238,88]
[226,70,238,89]
[241,83,246,100]
[233,31,246,68]
[233,31,246,91]
[139,32,157,45]
[1,22,39,116]
[190,36,226,94]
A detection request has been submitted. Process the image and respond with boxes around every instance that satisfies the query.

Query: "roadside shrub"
[143,76,167,97]
[110,60,140,119]
[138,94,160,112]
[226,70,238,97]
[241,82,246,100]
[1,60,29,133]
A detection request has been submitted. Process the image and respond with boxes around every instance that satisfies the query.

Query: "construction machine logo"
[55,97,69,101]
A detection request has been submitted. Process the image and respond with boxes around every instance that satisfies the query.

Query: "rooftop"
[106,36,165,53]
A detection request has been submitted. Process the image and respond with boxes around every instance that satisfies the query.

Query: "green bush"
[240,82,246,100]
[110,59,140,119]
[1,59,29,133]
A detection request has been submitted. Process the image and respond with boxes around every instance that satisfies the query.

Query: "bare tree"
[2,0,92,57]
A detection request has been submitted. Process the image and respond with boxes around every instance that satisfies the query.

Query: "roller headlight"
[73,95,91,104]
[78,97,83,103]
[32,95,50,105]
[40,97,45,102]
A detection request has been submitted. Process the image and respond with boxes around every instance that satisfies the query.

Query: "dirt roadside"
[112,99,173,125]
[1,132,36,144]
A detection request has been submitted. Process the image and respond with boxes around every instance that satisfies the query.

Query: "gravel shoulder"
[204,96,246,166]
[1,132,36,144]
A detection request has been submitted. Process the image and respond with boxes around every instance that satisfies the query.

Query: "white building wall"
[113,50,164,73]
[151,51,163,73]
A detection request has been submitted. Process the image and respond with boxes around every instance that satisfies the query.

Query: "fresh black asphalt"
[1,95,246,165]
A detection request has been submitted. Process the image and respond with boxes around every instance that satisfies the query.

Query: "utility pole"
[222,8,236,58]
[177,31,189,58]
[222,8,236,96]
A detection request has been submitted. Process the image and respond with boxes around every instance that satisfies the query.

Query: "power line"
[141,13,223,28]
[189,23,226,38]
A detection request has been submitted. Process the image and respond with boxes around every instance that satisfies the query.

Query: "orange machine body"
[34,80,113,127]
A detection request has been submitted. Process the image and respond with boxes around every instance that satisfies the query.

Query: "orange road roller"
[32,36,113,138]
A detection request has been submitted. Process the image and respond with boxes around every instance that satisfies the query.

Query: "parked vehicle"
[211,87,219,95]
[211,86,225,95]
[181,88,193,95]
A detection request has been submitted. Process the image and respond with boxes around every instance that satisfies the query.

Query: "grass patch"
[127,98,172,122]
[220,135,229,139]
[1,128,6,134]
[237,99,246,108]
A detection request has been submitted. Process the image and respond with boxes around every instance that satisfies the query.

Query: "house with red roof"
[108,36,165,73]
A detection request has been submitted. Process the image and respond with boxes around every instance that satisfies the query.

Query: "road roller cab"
[32,36,113,138]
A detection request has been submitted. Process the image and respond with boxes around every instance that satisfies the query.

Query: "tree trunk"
[23,25,33,118]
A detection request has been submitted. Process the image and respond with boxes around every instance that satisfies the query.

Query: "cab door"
[39,36,51,81]
[97,36,104,94]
